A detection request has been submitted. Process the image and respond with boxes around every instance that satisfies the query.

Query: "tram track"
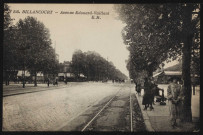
[130,87,133,132]
[81,84,134,132]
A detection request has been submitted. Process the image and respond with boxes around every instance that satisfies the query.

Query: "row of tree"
[4,4,127,85]
[3,4,59,86]
[115,4,200,122]
[70,50,127,81]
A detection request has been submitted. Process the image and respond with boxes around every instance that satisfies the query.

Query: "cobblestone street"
[3,82,146,131]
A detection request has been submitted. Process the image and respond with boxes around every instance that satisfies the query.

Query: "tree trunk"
[5,71,8,85]
[5,71,10,85]
[181,6,193,122]
[34,71,37,87]
[193,85,195,95]
[8,71,10,85]
[182,35,193,123]
[135,82,138,91]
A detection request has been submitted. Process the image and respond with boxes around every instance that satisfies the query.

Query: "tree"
[40,46,59,76]
[3,4,19,85]
[71,50,86,79]
[4,4,12,30]
[115,4,185,76]
[126,56,147,84]
[115,4,200,122]
[15,16,58,86]
[70,50,127,81]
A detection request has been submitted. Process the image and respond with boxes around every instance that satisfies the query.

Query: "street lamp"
[19,45,30,88]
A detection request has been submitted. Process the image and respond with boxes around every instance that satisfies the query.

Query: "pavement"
[3,82,75,96]
[134,87,200,132]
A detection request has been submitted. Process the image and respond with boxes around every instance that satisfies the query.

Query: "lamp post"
[19,44,30,88]
[19,47,25,88]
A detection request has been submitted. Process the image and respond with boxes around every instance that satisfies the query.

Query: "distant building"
[153,71,182,84]
[58,72,75,81]
[153,61,199,85]
[17,70,44,82]
[58,61,72,81]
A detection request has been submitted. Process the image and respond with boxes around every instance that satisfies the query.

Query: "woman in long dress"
[142,78,154,110]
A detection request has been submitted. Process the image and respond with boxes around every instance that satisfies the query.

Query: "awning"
[79,74,86,78]
[37,73,44,77]
[66,73,75,78]
[153,72,163,78]
[164,71,182,76]
[17,70,30,77]
[17,71,43,77]
[58,73,65,76]
[153,71,182,78]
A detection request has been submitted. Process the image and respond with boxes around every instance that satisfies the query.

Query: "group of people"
[137,76,184,128]
[47,77,58,87]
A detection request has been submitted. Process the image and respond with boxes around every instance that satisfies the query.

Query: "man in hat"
[167,76,183,128]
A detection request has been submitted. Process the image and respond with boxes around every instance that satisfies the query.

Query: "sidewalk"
[3,82,71,97]
[134,89,200,132]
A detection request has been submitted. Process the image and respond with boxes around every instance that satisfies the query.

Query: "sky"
[8,4,178,77]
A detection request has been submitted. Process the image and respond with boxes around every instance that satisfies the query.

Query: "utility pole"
[53,41,56,83]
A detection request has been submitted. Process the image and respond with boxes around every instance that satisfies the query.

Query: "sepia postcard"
[3,3,200,132]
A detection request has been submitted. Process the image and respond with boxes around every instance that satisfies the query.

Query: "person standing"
[136,83,141,96]
[64,77,67,84]
[55,77,58,86]
[167,77,183,128]
[142,78,154,110]
[47,78,50,87]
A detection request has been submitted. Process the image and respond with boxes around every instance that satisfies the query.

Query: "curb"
[134,91,155,132]
[3,85,69,97]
